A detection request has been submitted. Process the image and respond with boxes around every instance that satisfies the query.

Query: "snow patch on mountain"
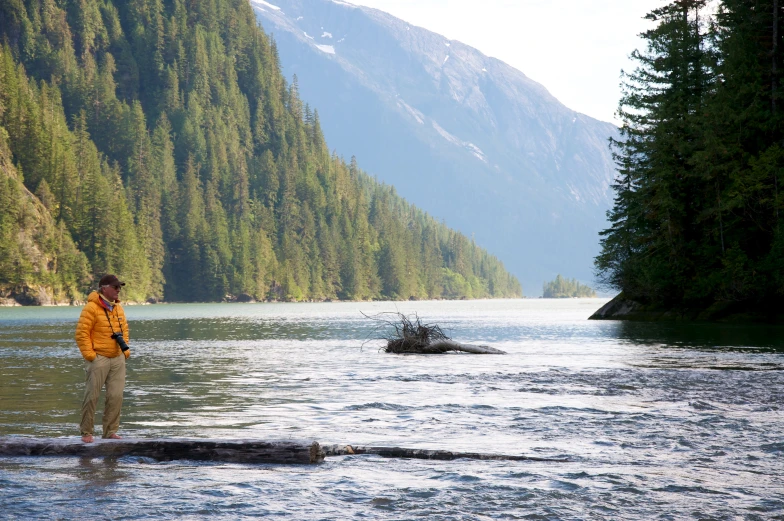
[331,0,357,7]
[431,121,487,163]
[251,0,281,10]
[321,31,333,38]
[432,121,459,145]
[304,31,314,39]
[466,143,487,163]
[568,183,582,202]
[397,99,425,125]
[315,44,335,54]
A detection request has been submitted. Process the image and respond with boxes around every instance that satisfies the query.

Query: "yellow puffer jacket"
[75,291,130,361]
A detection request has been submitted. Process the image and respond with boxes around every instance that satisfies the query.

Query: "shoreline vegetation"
[593,1,784,325]
[0,1,520,305]
[0,294,530,307]
[542,275,597,299]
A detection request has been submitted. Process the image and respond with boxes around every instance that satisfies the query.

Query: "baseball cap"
[98,274,126,288]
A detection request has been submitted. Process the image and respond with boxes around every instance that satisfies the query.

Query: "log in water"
[322,444,568,462]
[0,437,565,464]
[0,437,324,464]
[426,340,507,354]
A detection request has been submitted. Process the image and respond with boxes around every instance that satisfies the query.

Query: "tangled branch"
[362,312,506,354]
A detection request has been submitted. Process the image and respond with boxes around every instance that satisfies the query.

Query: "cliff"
[0,127,89,305]
[589,293,784,324]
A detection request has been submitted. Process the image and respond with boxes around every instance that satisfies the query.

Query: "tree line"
[0,0,520,303]
[596,0,784,310]
[542,275,596,298]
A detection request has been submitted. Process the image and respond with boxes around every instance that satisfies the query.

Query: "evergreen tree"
[0,0,521,303]
[597,0,713,304]
[543,275,597,298]
[598,0,784,312]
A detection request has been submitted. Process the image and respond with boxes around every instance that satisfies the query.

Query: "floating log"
[0,438,567,464]
[0,437,324,464]
[322,444,568,462]
[426,339,507,355]
[365,312,506,354]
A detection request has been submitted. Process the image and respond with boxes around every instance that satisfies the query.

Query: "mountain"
[0,0,520,304]
[252,0,619,293]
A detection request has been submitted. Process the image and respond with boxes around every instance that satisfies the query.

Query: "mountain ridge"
[252,0,619,293]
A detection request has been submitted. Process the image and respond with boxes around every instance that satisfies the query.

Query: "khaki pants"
[80,354,126,438]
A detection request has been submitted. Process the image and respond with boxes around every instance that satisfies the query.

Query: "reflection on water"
[614,319,784,351]
[0,299,782,519]
[76,456,130,488]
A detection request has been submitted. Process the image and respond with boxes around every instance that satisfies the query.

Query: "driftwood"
[0,437,567,464]
[365,312,506,354]
[426,339,507,354]
[0,437,324,464]
[322,444,568,462]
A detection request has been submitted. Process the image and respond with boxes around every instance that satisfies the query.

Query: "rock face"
[589,293,784,323]
[252,0,619,293]
[5,286,56,306]
[589,294,644,320]
[0,132,87,306]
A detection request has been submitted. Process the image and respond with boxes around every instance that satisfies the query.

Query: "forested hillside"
[0,0,520,303]
[596,0,784,315]
[542,275,595,299]
[254,0,618,294]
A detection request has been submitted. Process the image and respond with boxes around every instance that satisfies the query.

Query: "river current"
[0,299,782,520]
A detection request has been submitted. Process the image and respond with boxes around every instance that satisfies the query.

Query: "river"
[0,299,782,519]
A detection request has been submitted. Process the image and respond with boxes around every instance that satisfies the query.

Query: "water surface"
[1,299,782,519]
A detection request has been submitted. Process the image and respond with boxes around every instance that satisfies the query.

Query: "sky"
[346,0,664,123]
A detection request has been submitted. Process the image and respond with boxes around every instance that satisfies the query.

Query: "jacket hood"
[88,291,120,305]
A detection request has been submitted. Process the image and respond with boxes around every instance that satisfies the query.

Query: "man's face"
[101,284,121,301]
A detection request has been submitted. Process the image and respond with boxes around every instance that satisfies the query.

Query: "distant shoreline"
[0,296,542,308]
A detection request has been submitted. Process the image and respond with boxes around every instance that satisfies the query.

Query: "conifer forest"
[596,0,784,312]
[0,0,521,303]
[542,275,596,299]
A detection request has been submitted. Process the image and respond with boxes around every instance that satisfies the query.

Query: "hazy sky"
[346,0,663,123]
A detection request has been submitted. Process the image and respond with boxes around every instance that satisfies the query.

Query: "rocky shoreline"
[589,293,783,324]
[0,288,80,307]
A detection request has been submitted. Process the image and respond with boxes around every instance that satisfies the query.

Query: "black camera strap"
[103,307,124,339]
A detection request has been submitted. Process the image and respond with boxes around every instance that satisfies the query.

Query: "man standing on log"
[75,275,131,443]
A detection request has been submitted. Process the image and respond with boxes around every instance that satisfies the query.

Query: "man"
[74,274,131,443]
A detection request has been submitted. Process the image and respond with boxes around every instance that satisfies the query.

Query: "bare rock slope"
[253,0,619,292]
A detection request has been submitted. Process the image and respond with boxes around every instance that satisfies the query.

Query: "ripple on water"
[0,300,782,519]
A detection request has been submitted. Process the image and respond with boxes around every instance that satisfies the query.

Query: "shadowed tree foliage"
[0,0,520,302]
[596,0,784,311]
